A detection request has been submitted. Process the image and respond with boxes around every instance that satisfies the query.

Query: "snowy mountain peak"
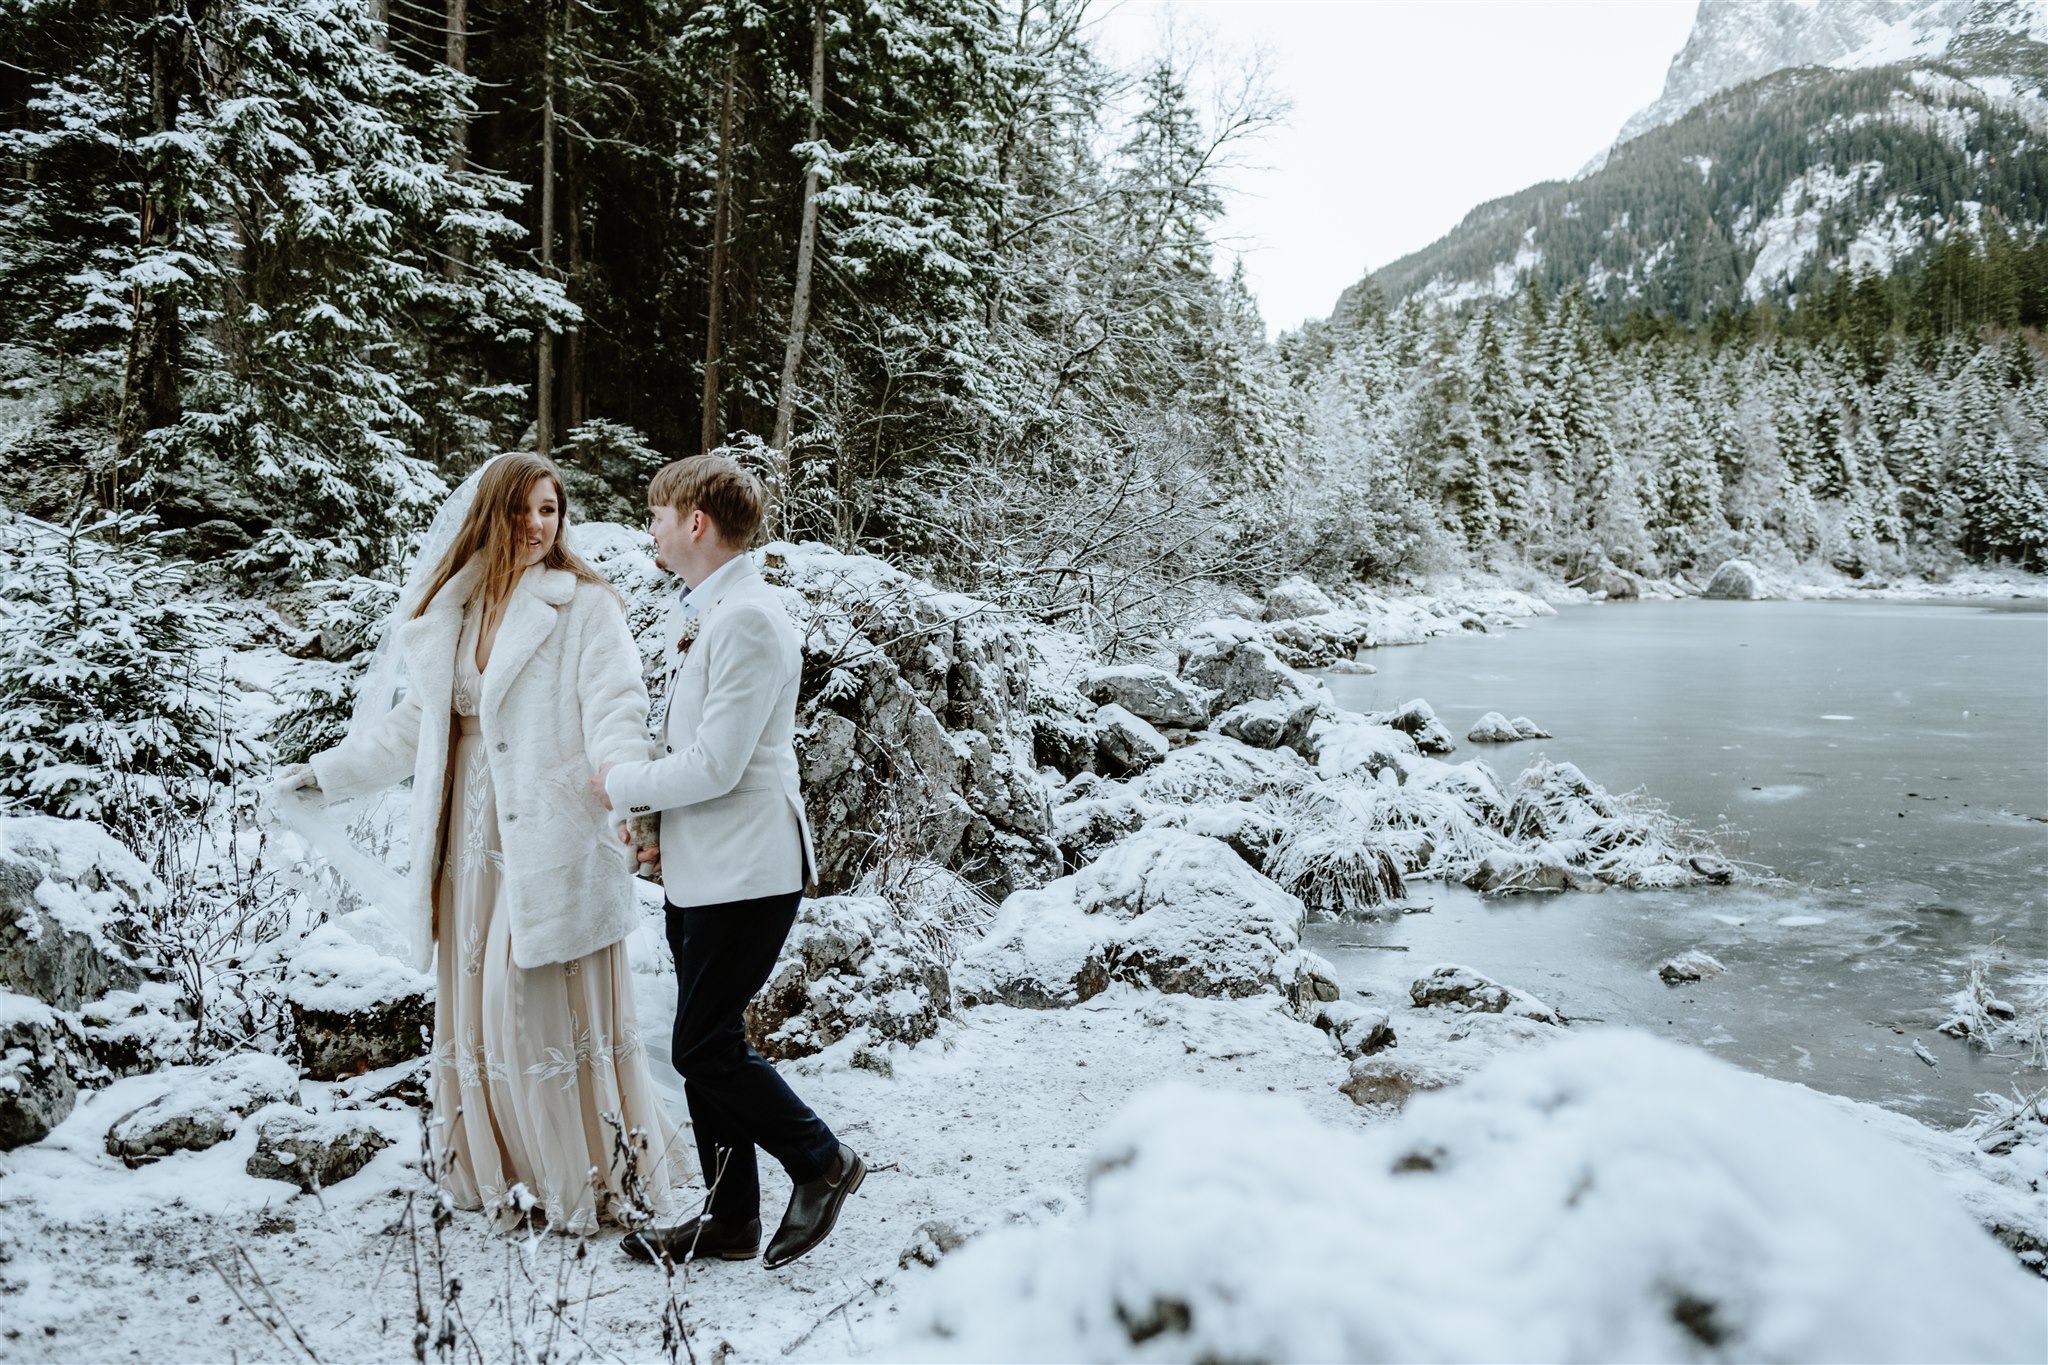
[1615,0,2043,146]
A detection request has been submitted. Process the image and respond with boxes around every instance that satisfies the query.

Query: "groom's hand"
[591,763,615,810]
[618,822,661,876]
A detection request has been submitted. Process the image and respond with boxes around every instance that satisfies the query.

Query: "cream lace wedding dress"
[428,606,693,1234]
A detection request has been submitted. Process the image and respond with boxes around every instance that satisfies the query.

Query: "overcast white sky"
[1091,0,1701,334]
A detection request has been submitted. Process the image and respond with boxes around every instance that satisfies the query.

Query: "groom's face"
[648,503,686,574]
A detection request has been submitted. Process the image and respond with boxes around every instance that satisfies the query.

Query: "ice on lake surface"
[1315,598,2048,1125]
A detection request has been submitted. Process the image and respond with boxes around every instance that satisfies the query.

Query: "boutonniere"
[676,614,703,657]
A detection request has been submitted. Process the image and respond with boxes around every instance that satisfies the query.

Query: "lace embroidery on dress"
[524,1016,645,1088]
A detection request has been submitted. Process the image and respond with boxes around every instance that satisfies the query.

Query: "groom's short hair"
[649,454,764,548]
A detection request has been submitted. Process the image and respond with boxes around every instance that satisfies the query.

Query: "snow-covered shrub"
[1941,948,2048,1069]
[0,511,252,835]
[270,573,400,765]
[1262,781,1408,918]
[893,1032,2048,1362]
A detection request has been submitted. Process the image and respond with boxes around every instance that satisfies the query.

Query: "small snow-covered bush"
[0,510,252,836]
[271,572,399,764]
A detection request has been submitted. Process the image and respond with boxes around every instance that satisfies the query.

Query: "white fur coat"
[309,560,653,971]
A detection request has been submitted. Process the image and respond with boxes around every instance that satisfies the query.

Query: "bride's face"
[516,478,560,567]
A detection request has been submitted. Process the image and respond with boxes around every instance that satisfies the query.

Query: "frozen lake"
[1312,598,2048,1125]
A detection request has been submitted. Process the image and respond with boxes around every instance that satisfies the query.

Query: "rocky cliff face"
[1617,0,1982,146]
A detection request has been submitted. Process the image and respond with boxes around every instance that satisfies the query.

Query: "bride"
[280,452,691,1234]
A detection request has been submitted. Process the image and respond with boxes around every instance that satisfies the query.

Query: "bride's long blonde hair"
[410,453,611,619]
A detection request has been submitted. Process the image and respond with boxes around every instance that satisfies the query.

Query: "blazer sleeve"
[604,600,787,816]
[308,691,424,802]
[575,588,655,771]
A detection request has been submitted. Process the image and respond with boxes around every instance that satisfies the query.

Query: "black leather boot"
[763,1143,865,1269]
[622,1214,762,1264]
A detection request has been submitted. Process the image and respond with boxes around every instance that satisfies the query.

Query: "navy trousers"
[666,891,838,1223]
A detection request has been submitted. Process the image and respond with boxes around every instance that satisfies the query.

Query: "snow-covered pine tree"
[0,511,253,837]
[0,0,570,577]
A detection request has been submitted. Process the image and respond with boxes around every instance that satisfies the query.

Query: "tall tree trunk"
[770,0,826,466]
[563,0,585,433]
[536,11,557,455]
[368,0,389,50]
[443,0,469,276]
[115,0,197,512]
[700,40,738,455]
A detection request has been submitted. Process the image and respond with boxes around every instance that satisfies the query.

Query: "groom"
[598,454,863,1269]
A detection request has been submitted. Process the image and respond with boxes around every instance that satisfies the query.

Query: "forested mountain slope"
[1351,13,2048,324]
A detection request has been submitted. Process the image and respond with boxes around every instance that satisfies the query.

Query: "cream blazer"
[604,556,817,908]
[309,561,654,970]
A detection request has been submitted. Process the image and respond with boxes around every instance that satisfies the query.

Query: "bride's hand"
[591,763,614,810]
[276,763,320,793]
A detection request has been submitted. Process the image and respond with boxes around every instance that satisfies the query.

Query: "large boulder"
[768,547,1059,901]
[1262,575,1338,621]
[0,991,90,1150]
[745,892,955,1063]
[1175,622,1316,718]
[285,922,434,1081]
[245,1109,394,1192]
[956,830,1308,1009]
[0,816,155,1011]
[104,1052,300,1166]
[1085,665,1208,730]
[1703,558,1765,600]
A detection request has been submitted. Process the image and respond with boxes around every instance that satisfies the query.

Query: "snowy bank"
[894,1031,2048,1363]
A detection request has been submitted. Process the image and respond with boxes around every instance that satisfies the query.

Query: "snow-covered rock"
[245,1108,394,1193]
[1029,710,1097,779]
[104,1053,300,1166]
[1467,711,1550,743]
[1704,557,1767,599]
[892,1031,2048,1362]
[766,544,1059,900]
[1308,1000,1397,1058]
[0,990,90,1150]
[1214,693,1320,752]
[284,922,433,1081]
[1262,574,1338,621]
[1313,720,1419,782]
[1174,622,1315,717]
[1410,964,1565,1025]
[1084,665,1208,730]
[955,830,1308,1009]
[0,816,156,1012]
[1369,698,1457,755]
[1462,851,1587,894]
[745,892,955,1063]
[1092,704,1169,777]
[1659,950,1728,984]
[1578,558,1642,601]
